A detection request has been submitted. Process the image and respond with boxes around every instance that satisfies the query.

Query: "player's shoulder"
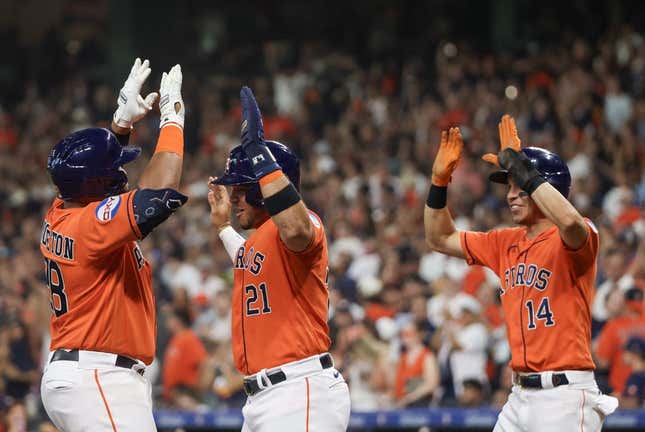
[82,191,134,223]
[484,225,525,242]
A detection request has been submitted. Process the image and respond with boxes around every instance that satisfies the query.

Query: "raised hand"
[207,177,232,231]
[431,127,463,186]
[159,64,185,129]
[113,58,158,129]
[239,86,265,149]
[482,114,522,166]
[238,86,280,178]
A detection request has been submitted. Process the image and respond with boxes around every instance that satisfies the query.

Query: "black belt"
[516,372,569,388]
[50,349,144,376]
[243,354,333,396]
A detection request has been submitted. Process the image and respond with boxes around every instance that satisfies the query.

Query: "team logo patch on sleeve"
[95,196,121,222]
[308,212,321,228]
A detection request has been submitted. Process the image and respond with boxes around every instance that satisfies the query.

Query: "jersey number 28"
[44,258,68,317]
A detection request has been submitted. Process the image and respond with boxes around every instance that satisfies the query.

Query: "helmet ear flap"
[245,184,264,207]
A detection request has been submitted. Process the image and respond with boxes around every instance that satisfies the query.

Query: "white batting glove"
[159,64,185,129]
[113,58,159,129]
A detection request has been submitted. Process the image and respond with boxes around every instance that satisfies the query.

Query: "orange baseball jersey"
[231,210,330,374]
[40,190,156,364]
[460,219,599,372]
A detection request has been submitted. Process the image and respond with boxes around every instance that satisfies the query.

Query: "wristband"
[523,175,547,195]
[426,185,447,209]
[154,124,184,157]
[264,183,301,216]
[259,170,284,187]
[498,149,546,195]
[218,225,246,263]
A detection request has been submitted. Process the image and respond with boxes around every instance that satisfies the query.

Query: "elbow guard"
[133,188,188,238]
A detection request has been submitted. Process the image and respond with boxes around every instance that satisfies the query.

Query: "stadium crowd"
[0,23,644,431]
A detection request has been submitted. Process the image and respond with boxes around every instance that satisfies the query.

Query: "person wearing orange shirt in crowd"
[207,87,350,431]
[423,116,618,431]
[392,321,439,407]
[162,308,208,407]
[595,287,645,395]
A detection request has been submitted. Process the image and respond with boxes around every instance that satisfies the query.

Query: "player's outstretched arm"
[238,86,313,252]
[424,127,466,259]
[497,149,588,249]
[138,64,185,190]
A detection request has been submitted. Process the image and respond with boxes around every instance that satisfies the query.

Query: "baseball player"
[40,58,187,431]
[207,87,350,431]
[423,116,619,431]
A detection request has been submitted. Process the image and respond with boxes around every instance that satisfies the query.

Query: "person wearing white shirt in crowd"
[445,295,489,398]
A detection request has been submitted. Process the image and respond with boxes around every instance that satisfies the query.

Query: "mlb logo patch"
[96,196,121,222]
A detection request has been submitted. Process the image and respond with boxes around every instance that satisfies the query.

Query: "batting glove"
[113,58,158,129]
[498,148,546,195]
[431,127,463,186]
[482,114,522,167]
[240,86,280,178]
[159,64,185,129]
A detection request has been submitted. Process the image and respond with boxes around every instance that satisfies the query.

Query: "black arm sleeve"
[132,188,189,238]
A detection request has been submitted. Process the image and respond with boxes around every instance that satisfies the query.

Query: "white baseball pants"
[241,354,351,432]
[494,370,619,432]
[41,350,155,432]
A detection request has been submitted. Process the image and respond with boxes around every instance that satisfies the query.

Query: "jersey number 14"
[526,297,555,330]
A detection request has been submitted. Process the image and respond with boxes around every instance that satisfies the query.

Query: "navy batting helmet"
[213,140,300,207]
[489,147,571,198]
[47,127,141,201]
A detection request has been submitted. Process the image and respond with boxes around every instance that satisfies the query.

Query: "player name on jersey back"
[41,221,75,260]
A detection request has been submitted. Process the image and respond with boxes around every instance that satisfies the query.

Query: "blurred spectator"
[621,337,645,409]
[392,321,439,408]
[4,403,27,432]
[444,295,489,399]
[604,76,633,133]
[0,322,39,402]
[491,365,513,409]
[459,378,486,407]
[162,308,208,408]
[592,248,634,334]
[193,289,232,344]
[595,288,645,395]
[198,341,245,409]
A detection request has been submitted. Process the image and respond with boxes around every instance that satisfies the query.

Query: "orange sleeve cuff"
[155,124,184,157]
[258,170,284,187]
